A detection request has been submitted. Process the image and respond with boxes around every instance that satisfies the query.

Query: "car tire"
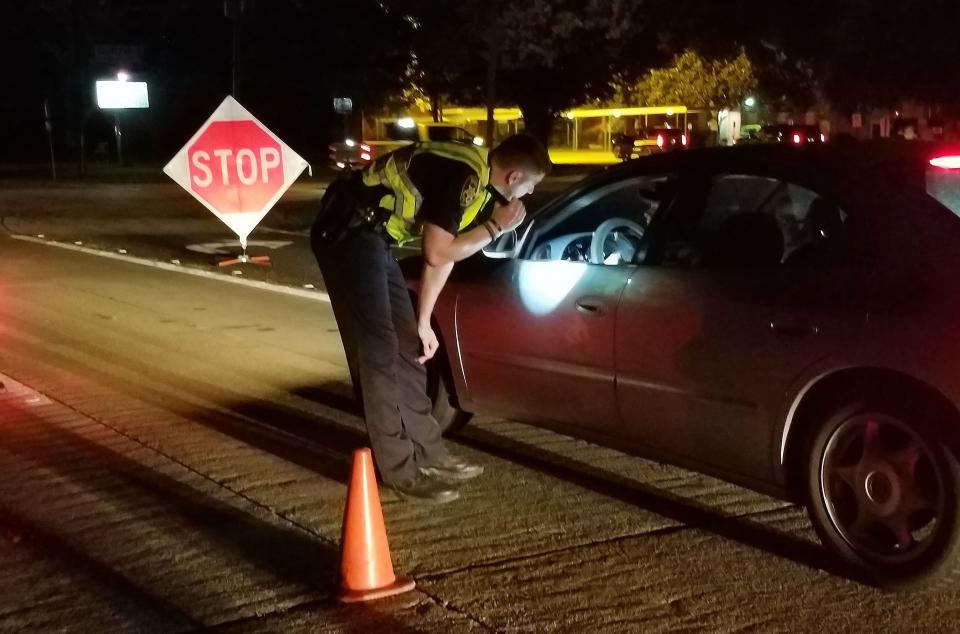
[805,399,960,591]
[427,357,472,435]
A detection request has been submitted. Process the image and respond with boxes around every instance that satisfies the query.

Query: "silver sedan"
[406,142,960,590]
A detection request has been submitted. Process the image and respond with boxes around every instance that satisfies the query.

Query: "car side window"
[526,173,677,265]
[662,174,849,269]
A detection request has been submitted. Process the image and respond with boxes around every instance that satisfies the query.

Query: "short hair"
[489,134,552,175]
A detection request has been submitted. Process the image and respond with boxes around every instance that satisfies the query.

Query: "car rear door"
[615,170,872,481]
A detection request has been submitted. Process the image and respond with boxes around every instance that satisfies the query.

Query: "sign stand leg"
[217,238,271,267]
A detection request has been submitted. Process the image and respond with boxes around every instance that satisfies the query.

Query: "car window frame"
[518,168,693,266]
[649,164,855,270]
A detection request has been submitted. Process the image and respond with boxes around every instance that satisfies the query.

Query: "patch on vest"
[459,174,481,207]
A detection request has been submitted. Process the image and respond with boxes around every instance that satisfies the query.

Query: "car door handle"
[770,321,819,337]
[575,297,606,315]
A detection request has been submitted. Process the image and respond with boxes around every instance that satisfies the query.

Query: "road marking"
[7,234,330,303]
[259,226,309,237]
[0,372,53,407]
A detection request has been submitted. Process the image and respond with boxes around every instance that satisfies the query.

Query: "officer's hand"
[417,322,440,364]
[492,199,526,232]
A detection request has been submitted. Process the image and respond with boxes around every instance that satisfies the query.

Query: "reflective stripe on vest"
[362,142,491,245]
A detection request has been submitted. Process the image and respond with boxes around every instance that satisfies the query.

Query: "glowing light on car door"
[928,156,960,216]
[518,261,587,315]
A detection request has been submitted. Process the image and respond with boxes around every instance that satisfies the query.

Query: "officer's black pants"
[314,227,449,485]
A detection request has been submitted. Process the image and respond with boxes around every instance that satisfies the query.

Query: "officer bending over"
[311,134,551,503]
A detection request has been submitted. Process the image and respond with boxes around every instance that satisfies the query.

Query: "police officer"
[312,134,551,503]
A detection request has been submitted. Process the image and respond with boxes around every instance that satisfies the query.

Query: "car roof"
[600,141,949,191]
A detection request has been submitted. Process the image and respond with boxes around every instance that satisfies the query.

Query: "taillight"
[360,143,371,152]
[820,133,826,143]
[657,134,664,148]
[360,152,372,161]
[930,155,960,170]
[792,133,802,145]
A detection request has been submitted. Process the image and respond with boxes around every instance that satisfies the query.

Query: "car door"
[615,171,872,481]
[454,172,678,432]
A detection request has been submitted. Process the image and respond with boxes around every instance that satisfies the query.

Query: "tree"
[240,0,412,150]
[493,0,648,145]
[639,0,821,112]
[646,0,960,115]
[814,0,960,114]
[614,49,758,110]
[393,1,485,121]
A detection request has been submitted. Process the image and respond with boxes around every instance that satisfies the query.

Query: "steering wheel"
[589,217,646,264]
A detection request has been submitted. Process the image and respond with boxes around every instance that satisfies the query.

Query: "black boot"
[420,453,484,482]
[385,475,460,504]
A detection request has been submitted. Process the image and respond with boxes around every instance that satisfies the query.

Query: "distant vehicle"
[738,123,763,144]
[405,141,960,590]
[613,128,687,160]
[756,124,826,146]
[329,120,483,170]
[892,118,921,140]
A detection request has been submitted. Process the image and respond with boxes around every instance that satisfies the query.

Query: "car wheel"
[806,400,960,590]
[427,357,472,435]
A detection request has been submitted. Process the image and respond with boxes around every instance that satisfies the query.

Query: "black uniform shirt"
[408,153,487,236]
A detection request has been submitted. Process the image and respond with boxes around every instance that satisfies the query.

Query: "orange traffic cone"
[337,448,416,603]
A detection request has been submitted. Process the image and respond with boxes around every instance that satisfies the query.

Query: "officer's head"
[489,134,552,199]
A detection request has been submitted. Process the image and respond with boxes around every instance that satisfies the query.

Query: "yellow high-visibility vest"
[362,141,491,245]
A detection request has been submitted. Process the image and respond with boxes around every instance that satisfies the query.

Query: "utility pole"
[225,0,245,98]
[484,15,498,146]
[44,100,57,180]
[485,40,497,146]
[113,112,123,166]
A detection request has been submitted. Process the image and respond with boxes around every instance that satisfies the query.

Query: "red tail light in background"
[360,152,372,162]
[681,134,688,146]
[930,155,960,170]
[792,133,802,145]
[360,144,371,152]
[656,134,665,148]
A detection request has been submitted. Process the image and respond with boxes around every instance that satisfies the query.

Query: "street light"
[744,96,757,109]
[116,71,130,82]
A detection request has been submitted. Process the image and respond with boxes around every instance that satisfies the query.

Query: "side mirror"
[481,222,533,260]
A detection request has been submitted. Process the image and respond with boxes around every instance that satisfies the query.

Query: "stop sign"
[164,96,308,247]
[188,120,283,214]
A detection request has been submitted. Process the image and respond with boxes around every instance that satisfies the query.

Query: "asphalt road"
[2,179,960,632]
[0,173,586,291]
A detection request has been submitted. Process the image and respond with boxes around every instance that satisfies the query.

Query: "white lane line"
[0,372,53,407]
[259,226,309,237]
[7,234,331,303]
